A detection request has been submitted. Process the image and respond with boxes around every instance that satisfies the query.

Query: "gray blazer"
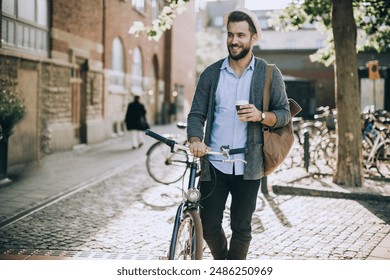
[187,56,290,181]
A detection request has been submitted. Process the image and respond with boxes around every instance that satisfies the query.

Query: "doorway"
[70,59,88,144]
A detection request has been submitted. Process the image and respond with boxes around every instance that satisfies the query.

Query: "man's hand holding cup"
[236,100,262,123]
[236,100,249,115]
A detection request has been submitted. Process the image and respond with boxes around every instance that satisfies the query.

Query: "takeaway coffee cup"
[236,100,249,114]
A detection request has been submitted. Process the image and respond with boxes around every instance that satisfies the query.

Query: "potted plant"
[0,88,26,185]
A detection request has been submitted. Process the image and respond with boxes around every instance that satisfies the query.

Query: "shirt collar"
[220,55,255,73]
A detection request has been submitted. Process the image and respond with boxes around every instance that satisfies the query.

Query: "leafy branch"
[129,0,190,41]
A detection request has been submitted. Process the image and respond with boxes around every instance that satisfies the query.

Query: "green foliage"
[355,0,390,52]
[302,0,332,27]
[0,88,26,135]
[268,0,390,65]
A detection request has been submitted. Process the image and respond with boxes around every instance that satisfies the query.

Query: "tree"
[332,0,362,186]
[269,0,389,187]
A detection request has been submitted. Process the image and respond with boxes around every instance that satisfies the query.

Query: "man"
[187,9,290,260]
[125,95,148,149]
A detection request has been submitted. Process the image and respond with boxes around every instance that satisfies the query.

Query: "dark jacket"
[187,57,290,180]
[125,100,147,131]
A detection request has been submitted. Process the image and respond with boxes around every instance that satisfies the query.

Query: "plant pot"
[0,133,12,187]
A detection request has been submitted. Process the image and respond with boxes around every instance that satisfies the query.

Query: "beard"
[228,44,251,61]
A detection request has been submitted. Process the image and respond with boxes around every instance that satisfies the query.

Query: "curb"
[272,185,390,202]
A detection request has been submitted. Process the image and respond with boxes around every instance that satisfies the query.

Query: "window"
[132,0,145,14]
[111,37,125,72]
[109,37,126,90]
[1,0,49,56]
[131,47,143,94]
[132,48,143,77]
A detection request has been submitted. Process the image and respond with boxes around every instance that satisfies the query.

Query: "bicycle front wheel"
[146,141,189,185]
[375,142,390,178]
[169,209,203,260]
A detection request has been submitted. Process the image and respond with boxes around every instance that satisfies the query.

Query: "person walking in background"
[187,9,290,259]
[125,95,149,149]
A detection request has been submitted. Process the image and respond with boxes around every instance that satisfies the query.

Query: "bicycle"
[309,107,390,177]
[299,106,336,147]
[145,129,246,260]
[361,108,390,177]
[146,122,191,185]
[287,107,337,173]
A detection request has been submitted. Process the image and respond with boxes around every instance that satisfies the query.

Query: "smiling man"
[187,9,290,260]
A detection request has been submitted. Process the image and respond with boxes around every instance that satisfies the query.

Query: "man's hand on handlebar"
[188,137,210,158]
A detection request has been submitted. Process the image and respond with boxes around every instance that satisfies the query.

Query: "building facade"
[0,0,196,167]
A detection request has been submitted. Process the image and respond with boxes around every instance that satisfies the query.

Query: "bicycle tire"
[375,142,390,178]
[168,209,203,260]
[146,141,189,185]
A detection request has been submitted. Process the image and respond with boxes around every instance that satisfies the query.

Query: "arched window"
[131,47,143,94]
[132,48,143,78]
[1,0,49,56]
[111,37,125,72]
[109,37,125,90]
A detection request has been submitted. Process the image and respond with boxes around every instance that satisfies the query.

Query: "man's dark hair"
[227,11,257,35]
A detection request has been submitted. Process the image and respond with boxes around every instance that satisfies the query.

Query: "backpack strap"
[263,64,274,112]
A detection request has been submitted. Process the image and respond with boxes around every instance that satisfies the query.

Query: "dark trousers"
[199,168,260,260]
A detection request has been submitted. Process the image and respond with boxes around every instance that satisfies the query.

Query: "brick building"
[0,0,196,167]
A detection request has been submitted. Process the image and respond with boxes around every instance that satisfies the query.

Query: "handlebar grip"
[229,147,247,155]
[145,129,177,149]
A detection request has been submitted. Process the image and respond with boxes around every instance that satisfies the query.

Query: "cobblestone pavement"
[0,156,389,260]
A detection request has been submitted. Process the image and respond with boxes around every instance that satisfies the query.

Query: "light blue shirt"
[209,56,255,175]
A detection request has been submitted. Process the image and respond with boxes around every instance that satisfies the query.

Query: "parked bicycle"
[145,129,246,260]
[296,106,336,146]
[361,107,390,177]
[308,106,390,177]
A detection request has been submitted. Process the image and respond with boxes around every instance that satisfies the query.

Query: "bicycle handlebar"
[145,129,176,149]
[145,129,247,160]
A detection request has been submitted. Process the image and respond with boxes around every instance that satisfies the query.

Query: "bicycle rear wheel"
[168,209,203,260]
[375,142,390,178]
[146,141,189,185]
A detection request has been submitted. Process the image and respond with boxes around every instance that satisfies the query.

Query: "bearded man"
[187,9,290,260]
